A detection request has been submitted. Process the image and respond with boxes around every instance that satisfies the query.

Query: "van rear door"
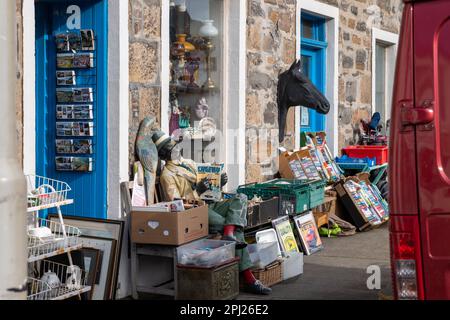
[413,0,450,299]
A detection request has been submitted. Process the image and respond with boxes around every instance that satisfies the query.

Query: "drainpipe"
[0,0,28,300]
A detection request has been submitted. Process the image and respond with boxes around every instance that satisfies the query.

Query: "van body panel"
[413,0,450,299]
[389,3,419,216]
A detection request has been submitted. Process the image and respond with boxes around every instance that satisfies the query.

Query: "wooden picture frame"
[271,216,300,254]
[293,212,323,256]
[79,247,101,300]
[48,215,124,300]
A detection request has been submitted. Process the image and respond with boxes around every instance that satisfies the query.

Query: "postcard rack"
[54,29,97,173]
[26,174,91,300]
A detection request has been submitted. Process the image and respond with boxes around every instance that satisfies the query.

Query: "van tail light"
[390,216,424,300]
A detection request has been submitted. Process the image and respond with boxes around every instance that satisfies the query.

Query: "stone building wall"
[333,0,402,149]
[246,0,297,183]
[128,0,162,173]
[245,0,402,183]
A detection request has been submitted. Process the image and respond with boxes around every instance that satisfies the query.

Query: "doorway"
[35,0,108,219]
[300,13,327,133]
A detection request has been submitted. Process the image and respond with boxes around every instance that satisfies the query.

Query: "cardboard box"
[312,194,337,227]
[278,151,295,179]
[335,181,372,231]
[131,205,209,245]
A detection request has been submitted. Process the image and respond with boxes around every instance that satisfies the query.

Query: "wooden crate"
[176,258,239,300]
[252,260,283,287]
[312,194,337,227]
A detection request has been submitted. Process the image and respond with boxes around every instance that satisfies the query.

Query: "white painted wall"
[108,0,130,300]
[296,0,339,156]
[372,27,399,125]
[161,0,170,134]
[224,0,247,189]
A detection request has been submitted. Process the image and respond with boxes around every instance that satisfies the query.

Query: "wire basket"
[26,175,73,212]
[28,218,82,262]
[27,278,53,300]
[28,260,91,300]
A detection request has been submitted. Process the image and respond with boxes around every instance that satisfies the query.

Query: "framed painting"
[48,215,124,300]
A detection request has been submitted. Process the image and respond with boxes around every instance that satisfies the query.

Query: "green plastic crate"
[239,179,325,214]
[309,180,326,208]
[257,179,310,214]
[237,183,280,201]
[279,190,310,215]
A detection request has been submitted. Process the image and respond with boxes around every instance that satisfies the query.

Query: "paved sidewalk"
[238,224,392,300]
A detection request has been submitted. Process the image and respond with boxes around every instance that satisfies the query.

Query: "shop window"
[372,28,398,136]
[375,43,387,127]
[168,0,224,163]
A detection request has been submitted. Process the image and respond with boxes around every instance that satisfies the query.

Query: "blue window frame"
[300,13,328,133]
[35,0,108,219]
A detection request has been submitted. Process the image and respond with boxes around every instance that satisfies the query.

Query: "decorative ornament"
[193,97,209,120]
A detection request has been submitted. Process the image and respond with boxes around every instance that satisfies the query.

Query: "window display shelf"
[170,84,220,95]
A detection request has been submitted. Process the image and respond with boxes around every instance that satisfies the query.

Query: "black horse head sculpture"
[277,59,331,142]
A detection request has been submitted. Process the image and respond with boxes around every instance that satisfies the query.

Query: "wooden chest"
[176,258,239,300]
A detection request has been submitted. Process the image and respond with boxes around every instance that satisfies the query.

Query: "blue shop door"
[35,1,108,219]
[300,13,327,133]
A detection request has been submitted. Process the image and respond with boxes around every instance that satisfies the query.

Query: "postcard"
[73,53,94,68]
[55,139,73,154]
[67,32,82,51]
[81,29,95,51]
[56,53,74,69]
[55,157,73,171]
[73,88,93,103]
[55,33,69,52]
[72,139,93,154]
[56,70,76,86]
[55,139,93,154]
[72,157,93,172]
[56,88,74,103]
[56,157,93,172]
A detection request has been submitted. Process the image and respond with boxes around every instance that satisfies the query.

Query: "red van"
[390,0,450,300]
